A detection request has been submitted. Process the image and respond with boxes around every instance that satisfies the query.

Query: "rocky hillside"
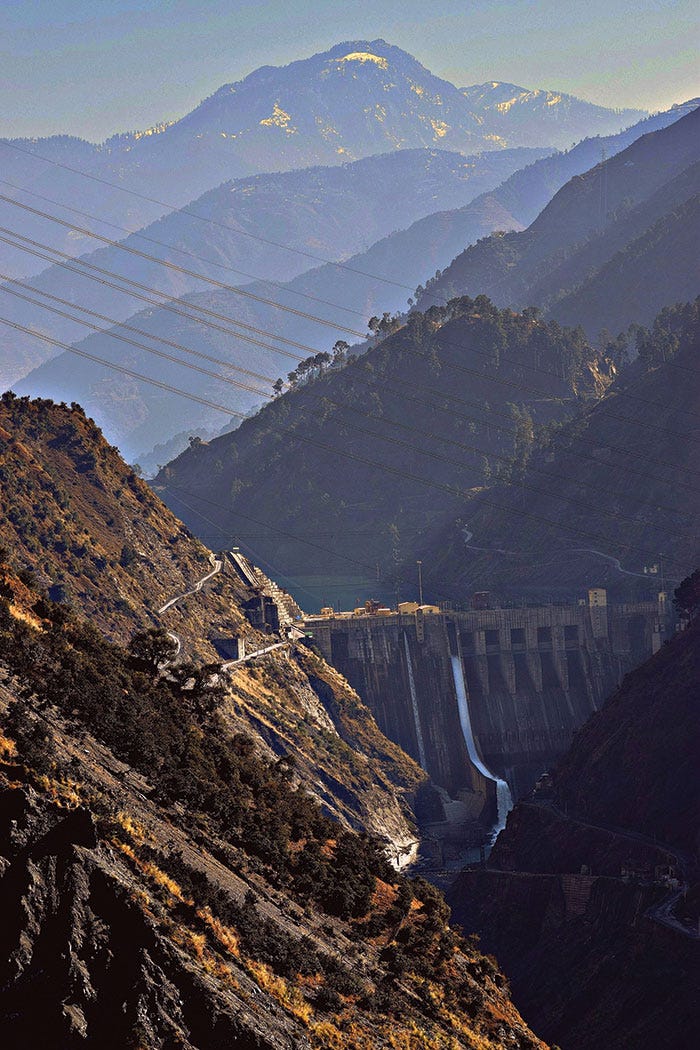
[0,392,431,851]
[418,298,699,602]
[0,391,225,645]
[447,617,700,1050]
[0,562,546,1050]
[417,104,700,336]
[154,297,611,605]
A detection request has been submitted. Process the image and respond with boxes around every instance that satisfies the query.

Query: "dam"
[302,593,668,828]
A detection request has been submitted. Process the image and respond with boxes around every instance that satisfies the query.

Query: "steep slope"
[0,392,429,851]
[448,618,700,1050]
[1,144,548,387]
[418,299,699,602]
[552,616,700,854]
[0,391,228,646]
[461,81,645,149]
[417,104,700,334]
[549,185,700,334]
[154,298,610,606]
[0,567,546,1050]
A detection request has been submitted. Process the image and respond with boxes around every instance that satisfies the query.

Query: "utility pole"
[417,560,424,606]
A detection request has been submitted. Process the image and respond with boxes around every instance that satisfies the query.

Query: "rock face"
[0,786,315,1050]
[0,396,424,862]
[447,620,700,1050]
[0,581,547,1049]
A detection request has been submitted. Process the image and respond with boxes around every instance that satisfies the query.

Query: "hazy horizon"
[1,0,697,142]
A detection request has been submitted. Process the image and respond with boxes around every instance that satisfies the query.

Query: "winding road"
[157,555,223,615]
[525,800,697,939]
[155,555,222,666]
[156,553,294,670]
[462,528,677,583]
[221,639,289,670]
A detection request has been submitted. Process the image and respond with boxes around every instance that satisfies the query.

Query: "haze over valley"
[0,8,697,1049]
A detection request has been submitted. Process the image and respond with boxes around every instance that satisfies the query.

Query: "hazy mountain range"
[0,144,547,385]
[11,100,694,464]
[417,103,700,335]
[0,39,644,278]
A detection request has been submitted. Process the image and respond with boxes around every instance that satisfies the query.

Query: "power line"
[0,192,367,338]
[0,138,446,303]
[355,365,700,480]
[2,227,695,497]
[3,222,696,508]
[3,221,695,455]
[2,281,693,527]
[0,271,276,391]
[166,486,377,578]
[6,185,693,446]
[0,281,272,399]
[0,228,313,360]
[0,176,368,320]
[0,314,687,567]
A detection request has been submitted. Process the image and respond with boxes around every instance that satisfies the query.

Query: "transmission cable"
[0,228,315,360]
[2,229,696,490]
[0,193,367,337]
[0,138,448,303]
[1,283,694,525]
[0,176,368,320]
[0,271,276,390]
[3,222,694,454]
[0,314,687,568]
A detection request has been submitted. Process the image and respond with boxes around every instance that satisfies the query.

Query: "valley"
[0,19,697,1050]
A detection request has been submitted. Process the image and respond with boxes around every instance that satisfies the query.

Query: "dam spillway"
[303,597,666,810]
[450,653,513,841]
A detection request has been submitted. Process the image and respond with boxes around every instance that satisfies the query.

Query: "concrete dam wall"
[304,599,666,804]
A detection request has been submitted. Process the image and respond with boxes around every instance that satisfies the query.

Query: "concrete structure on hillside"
[303,592,669,805]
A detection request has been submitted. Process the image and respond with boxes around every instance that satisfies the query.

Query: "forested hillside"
[418,299,699,601]
[154,297,611,602]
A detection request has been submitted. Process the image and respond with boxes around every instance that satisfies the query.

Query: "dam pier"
[302,591,668,853]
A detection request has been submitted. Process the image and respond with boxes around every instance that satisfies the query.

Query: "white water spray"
[450,654,513,844]
[404,633,427,770]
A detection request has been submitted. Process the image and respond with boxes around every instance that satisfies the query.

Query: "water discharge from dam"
[450,654,513,844]
[404,632,428,769]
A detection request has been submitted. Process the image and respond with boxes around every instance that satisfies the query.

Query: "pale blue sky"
[1,0,697,141]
